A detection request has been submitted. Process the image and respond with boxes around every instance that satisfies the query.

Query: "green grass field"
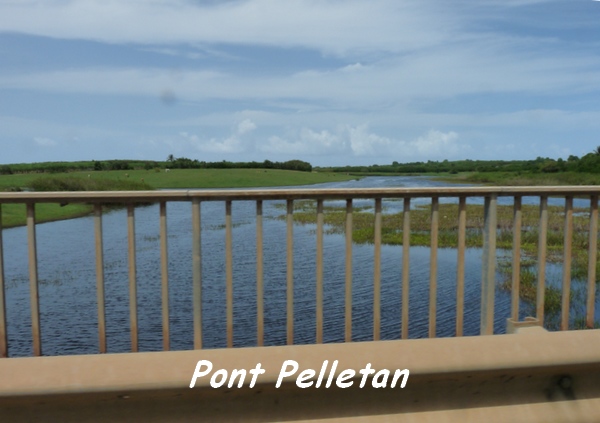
[0,168,355,191]
[0,169,356,227]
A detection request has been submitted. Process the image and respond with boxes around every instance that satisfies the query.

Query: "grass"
[0,168,356,191]
[1,203,94,228]
[0,169,356,228]
[437,171,600,186]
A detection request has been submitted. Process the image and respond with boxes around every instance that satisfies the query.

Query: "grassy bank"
[1,176,153,228]
[0,169,356,227]
[277,200,598,328]
[0,168,355,191]
[436,171,600,186]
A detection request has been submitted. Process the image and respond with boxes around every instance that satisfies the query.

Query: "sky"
[1,0,600,166]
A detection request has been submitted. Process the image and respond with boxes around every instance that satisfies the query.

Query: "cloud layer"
[1,0,599,165]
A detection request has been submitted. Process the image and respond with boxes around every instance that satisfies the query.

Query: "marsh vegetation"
[277,199,600,328]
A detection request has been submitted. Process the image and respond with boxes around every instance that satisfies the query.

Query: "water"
[0,176,593,357]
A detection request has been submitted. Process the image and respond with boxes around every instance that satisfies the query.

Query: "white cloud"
[0,0,455,56]
[33,136,57,147]
[237,119,256,135]
[348,125,392,156]
[259,128,346,155]
[178,118,257,153]
[258,125,465,160]
[408,130,461,157]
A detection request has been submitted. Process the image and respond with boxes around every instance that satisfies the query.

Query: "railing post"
[373,198,382,341]
[256,200,264,347]
[94,204,106,354]
[0,205,7,358]
[456,196,466,337]
[345,199,353,342]
[587,195,598,328]
[429,197,438,338]
[27,203,42,356]
[402,198,410,339]
[159,201,170,350]
[536,196,548,323]
[127,204,138,352]
[316,199,324,344]
[511,196,522,321]
[561,196,573,331]
[192,198,202,349]
[480,195,497,335]
[287,199,294,345]
[226,201,233,348]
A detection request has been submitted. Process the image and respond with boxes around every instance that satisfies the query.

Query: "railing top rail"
[1,186,600,203]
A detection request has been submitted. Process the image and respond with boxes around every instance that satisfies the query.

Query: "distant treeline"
[319,153,600,174]
[0,157,313,175]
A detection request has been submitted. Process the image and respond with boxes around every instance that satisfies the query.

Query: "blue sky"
[1,0,600,166]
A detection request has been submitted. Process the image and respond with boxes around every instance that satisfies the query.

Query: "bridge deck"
[1,328,600,422]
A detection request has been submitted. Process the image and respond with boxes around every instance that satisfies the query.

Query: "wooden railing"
[0,186,599,358]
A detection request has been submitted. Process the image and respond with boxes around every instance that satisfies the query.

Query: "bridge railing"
[0,186,599,358]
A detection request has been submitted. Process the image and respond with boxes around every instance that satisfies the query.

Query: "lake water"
[1,176,593,357]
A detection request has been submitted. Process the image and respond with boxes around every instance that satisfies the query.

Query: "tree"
[167,154,174,162]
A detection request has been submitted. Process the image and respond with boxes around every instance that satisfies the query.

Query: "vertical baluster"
[192,198,202,349]
[94,204,106,354]
[0,205,7,358]
[127,204,138,352]
[481,195,497,335]
[536,196,548,323]
[402,198,410,340]
[587,195,598,328]
[160,202,170,350]
[429,197,439,338]
[345,199,353,342]
[561,196,573,331]
[256,200,264,346]
[27,203,41,356]
[286,200,294,345]
[226,201,233,348]
[373,198,382,341]
[456,197,466,337]
[316,199,324,344]
[511,197,522,321]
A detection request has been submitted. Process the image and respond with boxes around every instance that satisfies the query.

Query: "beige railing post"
[345,199,353,342]
[286,199,294,345]
[226,201,233,348]
[256,200,264,347]
[536,196,548,323]
[511,196,522,321]
[561,197,573,331]
[429,197,439,338]
[127,204,138,352]
[192,198,202,349]
[480,195,497,335]
[587,195,598,329]
[402,197,411,340]
[373,198,382,341]
[0,205,7,358]
[456,196,466,337]
[316,199,324,344]
[94,204,106,353]
[27,203,42,356]
[159,201,170,350]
